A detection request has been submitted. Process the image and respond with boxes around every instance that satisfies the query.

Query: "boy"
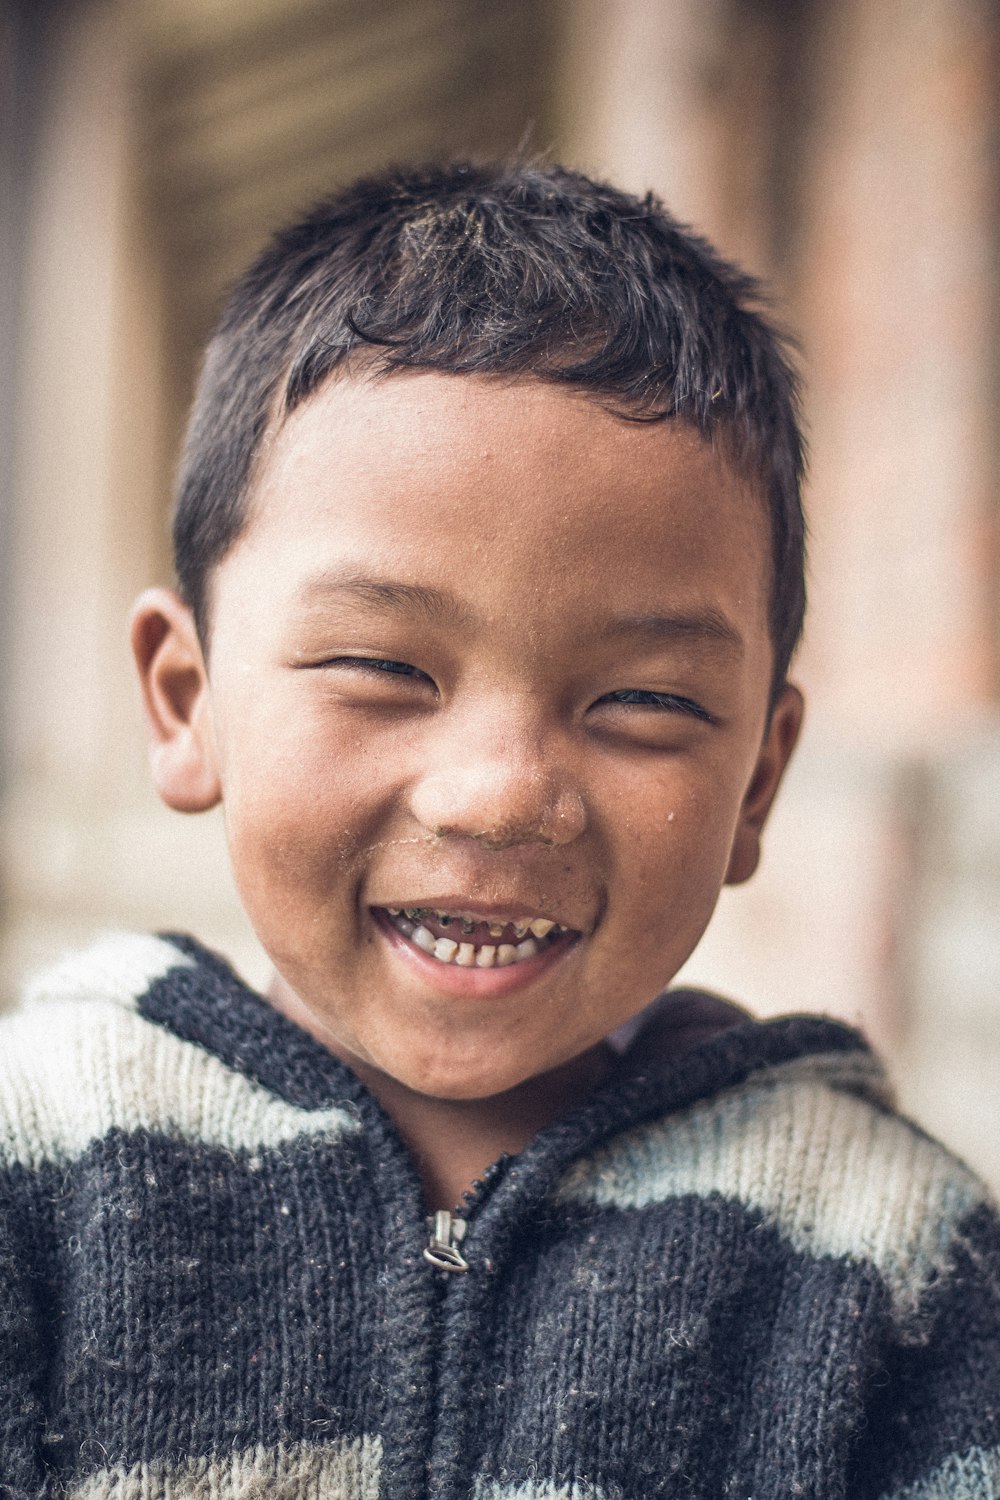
[1,161,998,1500]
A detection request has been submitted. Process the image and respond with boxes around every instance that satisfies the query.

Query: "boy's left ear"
[724,682,804,886]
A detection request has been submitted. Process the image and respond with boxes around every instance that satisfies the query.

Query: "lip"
[372,907,580,998]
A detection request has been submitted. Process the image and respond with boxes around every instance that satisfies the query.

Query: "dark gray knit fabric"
[1,932,998,1500]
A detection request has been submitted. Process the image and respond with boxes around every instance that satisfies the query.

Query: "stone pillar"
[555,0,728,232]
[796,0,999,746]
[1,0,265,996]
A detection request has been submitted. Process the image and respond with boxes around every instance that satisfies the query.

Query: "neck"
[342,1044,615,1213]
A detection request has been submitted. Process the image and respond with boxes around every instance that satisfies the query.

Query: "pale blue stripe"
[556,1054,987,1328]
[880,1446,1000,1498]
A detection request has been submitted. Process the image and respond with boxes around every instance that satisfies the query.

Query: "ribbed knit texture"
[1,932,998,1499]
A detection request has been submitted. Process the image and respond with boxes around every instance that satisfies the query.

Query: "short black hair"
[173,160,806,687]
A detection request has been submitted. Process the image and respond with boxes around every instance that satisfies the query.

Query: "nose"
[408,705,587,850]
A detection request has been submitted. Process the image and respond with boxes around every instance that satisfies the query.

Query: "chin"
[404,1067,519,1103]
[390,1047,533,1103]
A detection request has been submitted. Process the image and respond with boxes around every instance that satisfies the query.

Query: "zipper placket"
[420,1154,510,1276]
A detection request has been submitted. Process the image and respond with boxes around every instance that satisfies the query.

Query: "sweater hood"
[13,929,889,1186]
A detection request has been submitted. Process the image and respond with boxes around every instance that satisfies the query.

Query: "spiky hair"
[173,160,805,685]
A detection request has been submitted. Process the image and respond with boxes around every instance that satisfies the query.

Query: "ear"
[724,682,804,886]
[130,587,222,812]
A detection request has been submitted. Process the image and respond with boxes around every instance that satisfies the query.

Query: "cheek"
[218,733,386,910]
[610,765,745,923]
[218,686,396,830]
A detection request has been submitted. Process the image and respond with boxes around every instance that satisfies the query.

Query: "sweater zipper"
[423,1209,470,1272]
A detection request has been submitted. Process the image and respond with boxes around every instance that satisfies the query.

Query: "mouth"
[371,901,580,991]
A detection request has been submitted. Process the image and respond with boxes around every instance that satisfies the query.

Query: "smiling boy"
[1,162,998,1500]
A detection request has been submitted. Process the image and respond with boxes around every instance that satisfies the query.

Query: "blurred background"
[1,0,998,1184]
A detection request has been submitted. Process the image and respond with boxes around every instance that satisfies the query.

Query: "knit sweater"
[1,934,999,1500]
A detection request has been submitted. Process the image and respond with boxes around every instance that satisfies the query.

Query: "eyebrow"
[296,568,475,630]
[297,569,744,655]
[601,608,745,655]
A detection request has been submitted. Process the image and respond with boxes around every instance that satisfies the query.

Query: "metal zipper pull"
[423,1210,469,1272]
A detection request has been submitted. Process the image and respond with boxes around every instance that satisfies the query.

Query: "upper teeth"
[384,906,567,968]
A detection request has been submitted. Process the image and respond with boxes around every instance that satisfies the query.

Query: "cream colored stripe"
[473,1482,610,1500]
[557,1054,987,1325]
[1,937,356,1170]
[22,931,195,1011]
[65,1436,382,1500]
[878,1445,1000,1499]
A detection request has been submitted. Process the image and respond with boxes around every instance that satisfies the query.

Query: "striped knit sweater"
[1,933,999,1500]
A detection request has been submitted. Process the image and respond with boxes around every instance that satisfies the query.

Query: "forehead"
[225,371,772,663]
[251,370,767,536]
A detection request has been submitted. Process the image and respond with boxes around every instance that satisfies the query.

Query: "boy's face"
[136,373,801,1100]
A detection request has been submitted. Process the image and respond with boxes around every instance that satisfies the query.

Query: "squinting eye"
[602,689,715,724]
[350,657,422,677]
[310,655,433,684]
